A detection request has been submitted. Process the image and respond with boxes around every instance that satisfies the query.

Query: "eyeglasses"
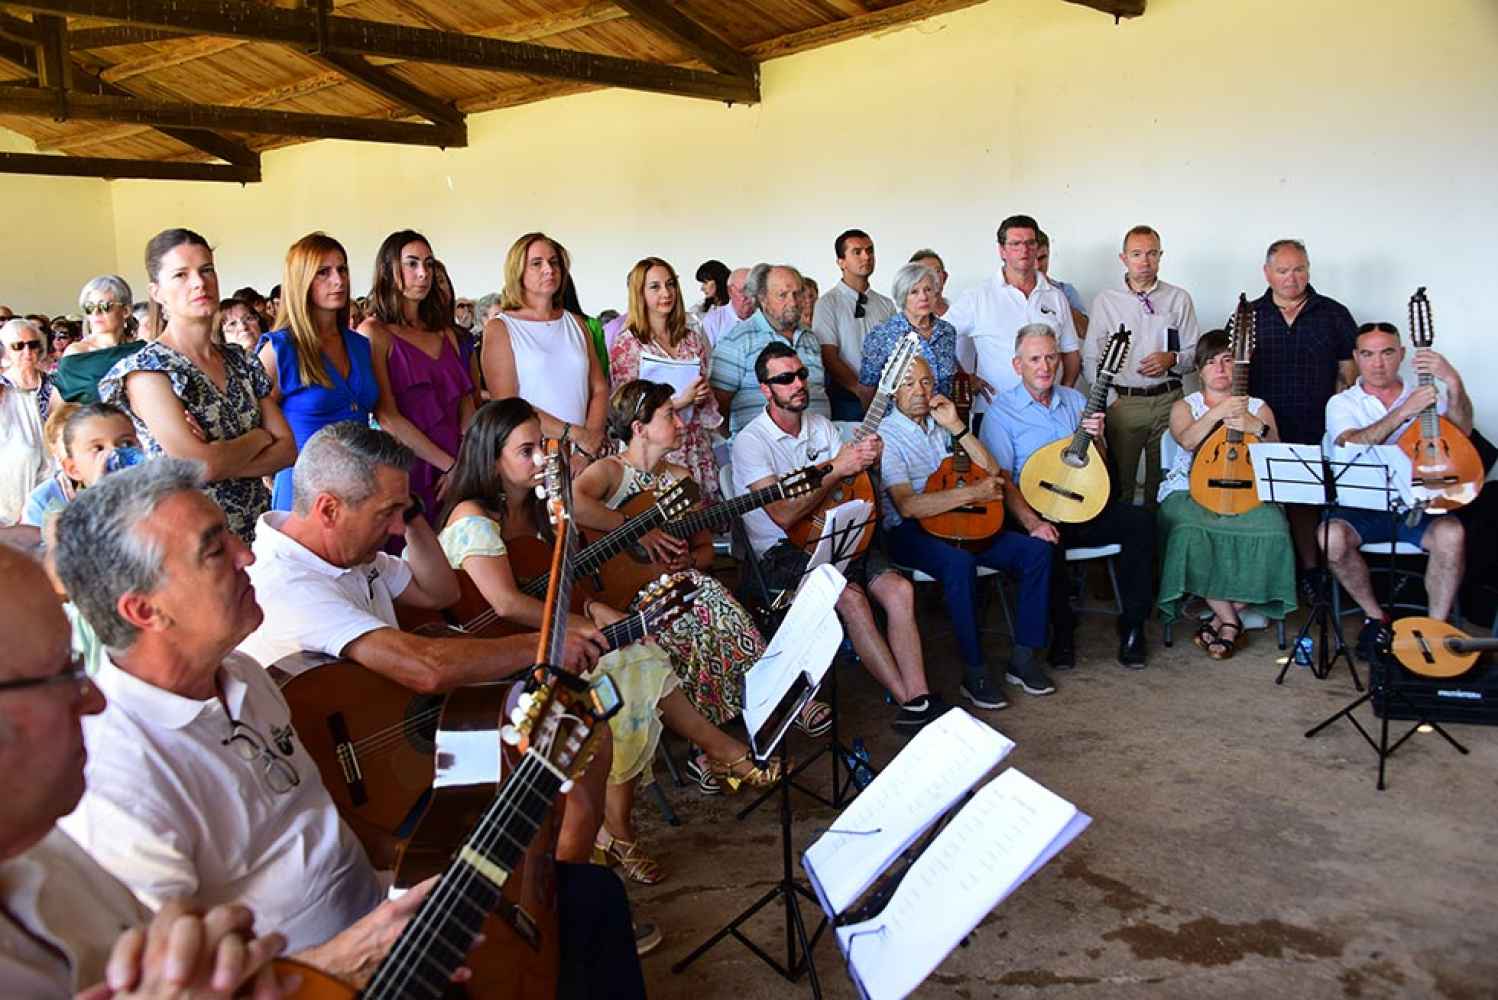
[222,719,301,794]
[1004,239,1039,250]
[764,367,811,386]
[82,301,120,315]
[0,655,92,699]
[8,341,43,352]
[853,291,868,320]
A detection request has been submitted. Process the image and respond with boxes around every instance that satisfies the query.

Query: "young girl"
[437,399,779,884]
[574,381,832,756]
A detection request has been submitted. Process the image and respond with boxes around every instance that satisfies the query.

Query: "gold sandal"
[706,752,784,793]
[594,831,665,885]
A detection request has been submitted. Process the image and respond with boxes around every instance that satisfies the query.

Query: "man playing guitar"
[879,357,1053,711]
[1320,322,1471,659]
[731,341,943,732]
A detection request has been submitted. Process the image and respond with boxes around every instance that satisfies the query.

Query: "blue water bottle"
[103,445,146,476]
[1293,636,1314,668]
[847,737,874,790]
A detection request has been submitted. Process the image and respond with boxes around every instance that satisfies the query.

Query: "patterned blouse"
[100,341,274,541]
[858,312,960,398]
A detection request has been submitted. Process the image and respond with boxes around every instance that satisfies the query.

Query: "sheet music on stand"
[1249,443,1416,512]
[742,563,847,765]
[801,499,873,587]
[801,713,1089,1000]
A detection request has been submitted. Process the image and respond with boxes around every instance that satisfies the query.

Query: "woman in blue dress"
[256,232,380,511]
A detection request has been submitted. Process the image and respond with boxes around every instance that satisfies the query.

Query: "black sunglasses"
[853,291,868,320]
[764,367,811,386]
[0,655,90,696]
[8,341,43,352]
[81,301,120,315]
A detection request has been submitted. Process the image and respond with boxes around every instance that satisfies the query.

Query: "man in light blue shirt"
[710,264,829,434]
[978,325,1156,670]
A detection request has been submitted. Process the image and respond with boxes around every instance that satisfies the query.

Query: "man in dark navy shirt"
[1245,238,1358,581]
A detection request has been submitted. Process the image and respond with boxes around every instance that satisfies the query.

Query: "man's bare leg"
[867,570,930,699]
[837,584,912,703]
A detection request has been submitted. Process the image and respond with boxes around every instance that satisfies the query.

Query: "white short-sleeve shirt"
[237,511,413,674]
[813,280,896,372]
[947,271,1080,404]
[731,409,845,557]
[58,653,384,953]
[1322,378,1446,452]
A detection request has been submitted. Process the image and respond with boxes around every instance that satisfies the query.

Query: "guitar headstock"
[655,477,699,521]
[876,332,922,396]
[536,439,571,529]
[637,573,699,632]
[1409,286,1434,349]
[952,371,974,423]
[507,671,622,781]
[1097,324,1131,379]
[780,463,830,499]
[1229,293,1256,362]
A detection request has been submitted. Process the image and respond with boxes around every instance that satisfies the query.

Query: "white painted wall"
[9,0,1498,429]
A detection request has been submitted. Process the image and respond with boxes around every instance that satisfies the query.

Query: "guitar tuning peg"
[501,725,521,746]
[534,484,547,500]
[558,779,575,795]
[510,705,528,726]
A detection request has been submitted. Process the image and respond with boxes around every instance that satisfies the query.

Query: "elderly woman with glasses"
[49,275,146,410]
[857,262,961,398]
[0,320,53,523]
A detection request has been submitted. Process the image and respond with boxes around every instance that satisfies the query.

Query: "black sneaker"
[960,676,1009,710]
[1005,661,1057,696]
[1047,635,1076,671]
[1355,617,1392,663]
[1117,625,1148,671]
[894,693,952,732]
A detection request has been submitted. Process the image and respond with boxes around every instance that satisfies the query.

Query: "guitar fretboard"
[522,505,666,597]
[664,481,786,539]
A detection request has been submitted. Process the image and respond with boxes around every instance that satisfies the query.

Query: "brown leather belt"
[1114,380,1181,398]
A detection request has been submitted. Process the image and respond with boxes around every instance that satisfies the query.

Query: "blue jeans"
[884,519,1052,681]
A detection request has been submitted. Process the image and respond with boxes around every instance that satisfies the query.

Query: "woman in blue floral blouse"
[101,229,296,541]
[858,262,960,397]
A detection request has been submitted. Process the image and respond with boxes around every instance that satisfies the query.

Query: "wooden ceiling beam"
[100,34,244,83]
[0,87,467,146]
[611,0,756,80]
[310,51,462,125]
[0,11,37,45]
[1061,0,1146,17]
[0,149,259,181]
[66,24,187,48]
[8,0,760,103]
[747,0,989,61]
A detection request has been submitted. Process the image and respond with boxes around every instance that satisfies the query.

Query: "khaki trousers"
[1106,388,1182,508]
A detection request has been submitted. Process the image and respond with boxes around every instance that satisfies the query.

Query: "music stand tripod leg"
[1278,506,1361,689]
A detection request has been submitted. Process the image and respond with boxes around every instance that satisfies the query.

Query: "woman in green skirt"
[1156,328,1297,659]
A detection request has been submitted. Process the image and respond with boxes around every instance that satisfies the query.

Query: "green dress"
[51,341,145,404]
[439,514,676,786]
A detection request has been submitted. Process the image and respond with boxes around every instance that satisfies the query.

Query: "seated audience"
[1155,329,1295,658]
[22,400,80,527]
[217,297,264,354]
[23,401,136,529]
[712,264,830,434]
[860,262,961,398]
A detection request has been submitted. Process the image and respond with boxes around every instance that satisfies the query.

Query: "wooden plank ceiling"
[0,0,1143,182]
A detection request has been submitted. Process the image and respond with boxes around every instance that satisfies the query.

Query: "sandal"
[685,751,723,796]
[705,752,784,793]
[1192,619,1220,653]
[795,698,832,738]
[1207,622,1243,661]
[595,830,665,885]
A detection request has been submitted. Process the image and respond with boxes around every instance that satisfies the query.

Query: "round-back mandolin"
[1396,287,1481,512]
[1189,294,1262,515]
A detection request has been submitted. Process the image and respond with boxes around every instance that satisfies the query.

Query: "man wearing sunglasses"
[0,545,294,997]
[814,229,895,421]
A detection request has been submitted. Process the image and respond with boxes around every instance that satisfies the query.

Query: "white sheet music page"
[801,708,1013,917]
[741,563,847,739]
[802,499,872,582]
[835,768,1090,1000]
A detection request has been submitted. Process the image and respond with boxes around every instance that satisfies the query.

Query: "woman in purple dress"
[359,229,481,520]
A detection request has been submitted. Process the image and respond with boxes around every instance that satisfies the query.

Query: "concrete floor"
[623,598,1498,1000]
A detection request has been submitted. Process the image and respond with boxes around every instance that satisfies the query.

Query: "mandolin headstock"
[1409,286,1434,349]
[876,332,922,396]
[1229,293,1257,363]
[1097,324,1131,381]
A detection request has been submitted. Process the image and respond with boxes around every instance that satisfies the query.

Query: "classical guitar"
[278,438,621,1000]
[1389,616,1497,678]
[785,330,922,555]
[1397,287,1481,512]
[592,464,827,609]
[282,572,694,855]
[1018,325,1131,524]
[919,371,1004,543]
[1190,294,1262,515]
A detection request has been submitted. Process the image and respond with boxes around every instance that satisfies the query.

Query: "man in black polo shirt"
[1246,238,1357,586]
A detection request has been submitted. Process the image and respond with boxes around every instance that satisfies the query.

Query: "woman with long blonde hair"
[607,256,722,500]
[256,232,381,511]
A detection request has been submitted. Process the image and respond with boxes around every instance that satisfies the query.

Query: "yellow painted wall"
[0,131,118,317]
[17,0,1498,426]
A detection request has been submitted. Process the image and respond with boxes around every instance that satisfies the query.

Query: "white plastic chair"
[1063,545,1123,615]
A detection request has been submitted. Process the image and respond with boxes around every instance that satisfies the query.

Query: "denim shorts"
[1326,505,1431,550]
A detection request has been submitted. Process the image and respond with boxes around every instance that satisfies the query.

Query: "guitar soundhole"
[404,695,443,755]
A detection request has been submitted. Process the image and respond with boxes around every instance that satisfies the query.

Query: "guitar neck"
[666,481,785,538]
[1067,373,1114,457]
[855,389,893,442]
[522,507,663,598]
[1227,361,1251,443]
[363,751,561,1000]
[600,609,650,649]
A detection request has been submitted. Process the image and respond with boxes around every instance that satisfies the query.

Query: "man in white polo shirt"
[731,341,943,731]
[814,228,896,420]
[1085,225,1201,508]
[948,214,1081,402]
[1320,321,1471,660]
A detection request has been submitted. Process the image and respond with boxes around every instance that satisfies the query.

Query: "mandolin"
[785,331,922,555]
[1018,325,1131,524]
[277,439,621,1000]
[591,464,827,609]
[1189,294,1262,515]
[1389,616,1497,678]
[919,371,1004,543]
[1396,287,1481,512]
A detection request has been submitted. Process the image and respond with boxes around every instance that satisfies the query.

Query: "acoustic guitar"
[1397,287,1481,512]
[1018,325,1131,524]
[1189,294,1262,515]
[1389,617,1498,679]
[276,440,622,1000]
[591,464,827,609]
[785,330,922,555]
[919,372,1004,543]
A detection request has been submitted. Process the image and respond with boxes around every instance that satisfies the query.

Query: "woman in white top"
[482,232,609,469]
[0,322,51,523]
[1156,328,1296,659]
